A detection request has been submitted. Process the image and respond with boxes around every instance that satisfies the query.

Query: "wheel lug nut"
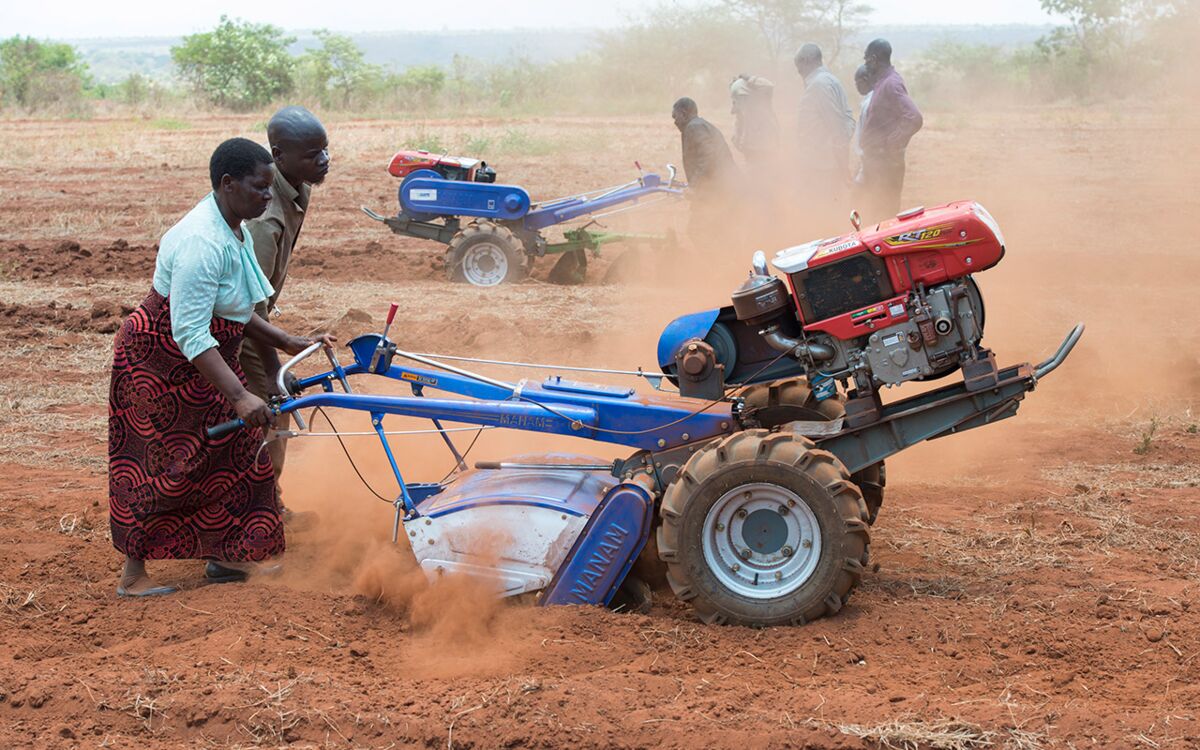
[778,505,788,515]
[788,499,796,507]
[774,572,783,581]
[715,522,725,531]
[802,539,812,549]
[732,563,740,572]
[740,548,752,559]
[782,546,794,557]
[737,509,748,519]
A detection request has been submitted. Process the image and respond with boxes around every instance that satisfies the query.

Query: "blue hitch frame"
[206,334,735,529]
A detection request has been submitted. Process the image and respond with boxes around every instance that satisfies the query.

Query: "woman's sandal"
[204,560,282,583]
[116,577,178,598]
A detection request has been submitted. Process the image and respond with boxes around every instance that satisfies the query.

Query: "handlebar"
[277,342,325,397]
[207,418,246,440]
[207,340,346,440]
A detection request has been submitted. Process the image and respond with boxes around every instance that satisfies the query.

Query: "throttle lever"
[372,303,399,372]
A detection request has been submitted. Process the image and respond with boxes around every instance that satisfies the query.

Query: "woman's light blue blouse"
[151,194,275,361]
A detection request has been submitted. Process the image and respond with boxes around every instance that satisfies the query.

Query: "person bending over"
[109,137,333,597]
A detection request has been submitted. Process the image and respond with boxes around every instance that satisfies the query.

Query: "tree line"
[1,0,1195,116]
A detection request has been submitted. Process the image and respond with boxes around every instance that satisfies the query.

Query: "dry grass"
[819,717,998,750]
[236,678,311,745]
[1,583,44,614]
[815,716,1049,750]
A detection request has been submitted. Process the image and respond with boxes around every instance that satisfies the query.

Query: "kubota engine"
[660,201,1007,420]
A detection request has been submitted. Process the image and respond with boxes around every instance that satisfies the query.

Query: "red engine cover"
[771,201,1006,340]
[387,150,485,179]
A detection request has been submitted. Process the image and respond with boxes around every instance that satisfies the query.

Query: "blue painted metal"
[415,460,615,519]
[295,338,733,450]
[400,170,531,221]
[407,483,445,503]
[657,308,720,368]
[523,173,682,231]
[540,481,654,606]
[541,377,634,398]
[371,411,415,514]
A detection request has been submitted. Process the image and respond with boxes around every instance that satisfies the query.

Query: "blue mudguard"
[656,308,721,369]
[540,481,654,606]
[400,170,531,221]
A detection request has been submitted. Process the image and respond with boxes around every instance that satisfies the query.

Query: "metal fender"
[656,308,721,369]
[540,481,654,606]
[400,170,531,221]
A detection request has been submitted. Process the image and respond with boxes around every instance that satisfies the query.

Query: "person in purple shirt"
[859,38,923,219]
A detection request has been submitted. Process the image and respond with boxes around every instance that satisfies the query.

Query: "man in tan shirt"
[239,106,330,514]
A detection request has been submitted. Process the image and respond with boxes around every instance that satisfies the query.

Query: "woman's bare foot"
[116,557,177,597]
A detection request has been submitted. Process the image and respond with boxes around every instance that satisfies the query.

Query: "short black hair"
[267,106,326,148]
[866,38,893,65]
[209,137,273,190]
[673,97,698,116]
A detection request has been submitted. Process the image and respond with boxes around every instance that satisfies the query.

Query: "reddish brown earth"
[0,107,1198,749]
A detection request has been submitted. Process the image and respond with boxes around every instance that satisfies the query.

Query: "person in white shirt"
[851,64,875,193]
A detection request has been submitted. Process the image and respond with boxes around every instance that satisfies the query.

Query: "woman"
[109,137,333,597]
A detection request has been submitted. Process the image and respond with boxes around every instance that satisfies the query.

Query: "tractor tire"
[657,430,870,626]
[445,222,526,287]
[740,379,887,525]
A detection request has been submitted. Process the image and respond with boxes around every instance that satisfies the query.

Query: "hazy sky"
[5,0,1056,39]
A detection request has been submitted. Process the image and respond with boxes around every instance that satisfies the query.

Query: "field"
[1,103,1198,749]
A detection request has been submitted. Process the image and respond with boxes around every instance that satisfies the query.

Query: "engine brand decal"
[851,305,885,321]
[888,303,906,317]
[884,223,953,246]
[812,239,859,260]
[410,189,438,201]
[401,372,439,387]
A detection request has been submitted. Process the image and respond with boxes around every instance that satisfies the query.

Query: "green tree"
[298,30,375,109]
[721,0,871,69]
[171,16,295,110]
[816,0,873,66]
[1036,0,1187,94]
[0,36,90,109]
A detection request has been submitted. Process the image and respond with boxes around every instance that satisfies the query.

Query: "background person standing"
[859,38,924,219]
[672,96,740,247]
[794,43,856,226]
[851,64,876,207]
[238,106,329,520]
[730,74,778,171]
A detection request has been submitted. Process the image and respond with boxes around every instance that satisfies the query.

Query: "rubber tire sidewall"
[446,223,525,286]
[659,435,868,627]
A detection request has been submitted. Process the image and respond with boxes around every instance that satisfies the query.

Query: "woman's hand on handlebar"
[282,332,337,356]
[233,392,274,429]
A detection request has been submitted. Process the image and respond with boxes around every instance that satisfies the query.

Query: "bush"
[0,36,91,113]
[171,16,295,110]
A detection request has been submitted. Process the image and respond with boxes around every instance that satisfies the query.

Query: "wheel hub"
[702,482,821,599]
[462,243,508,286]
[742,508,788,555]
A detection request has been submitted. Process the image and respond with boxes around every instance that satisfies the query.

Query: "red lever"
[386,303,399,327]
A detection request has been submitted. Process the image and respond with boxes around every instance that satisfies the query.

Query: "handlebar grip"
[474,461,502,470]
[386,303,399,326]
[207,419,245,440]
